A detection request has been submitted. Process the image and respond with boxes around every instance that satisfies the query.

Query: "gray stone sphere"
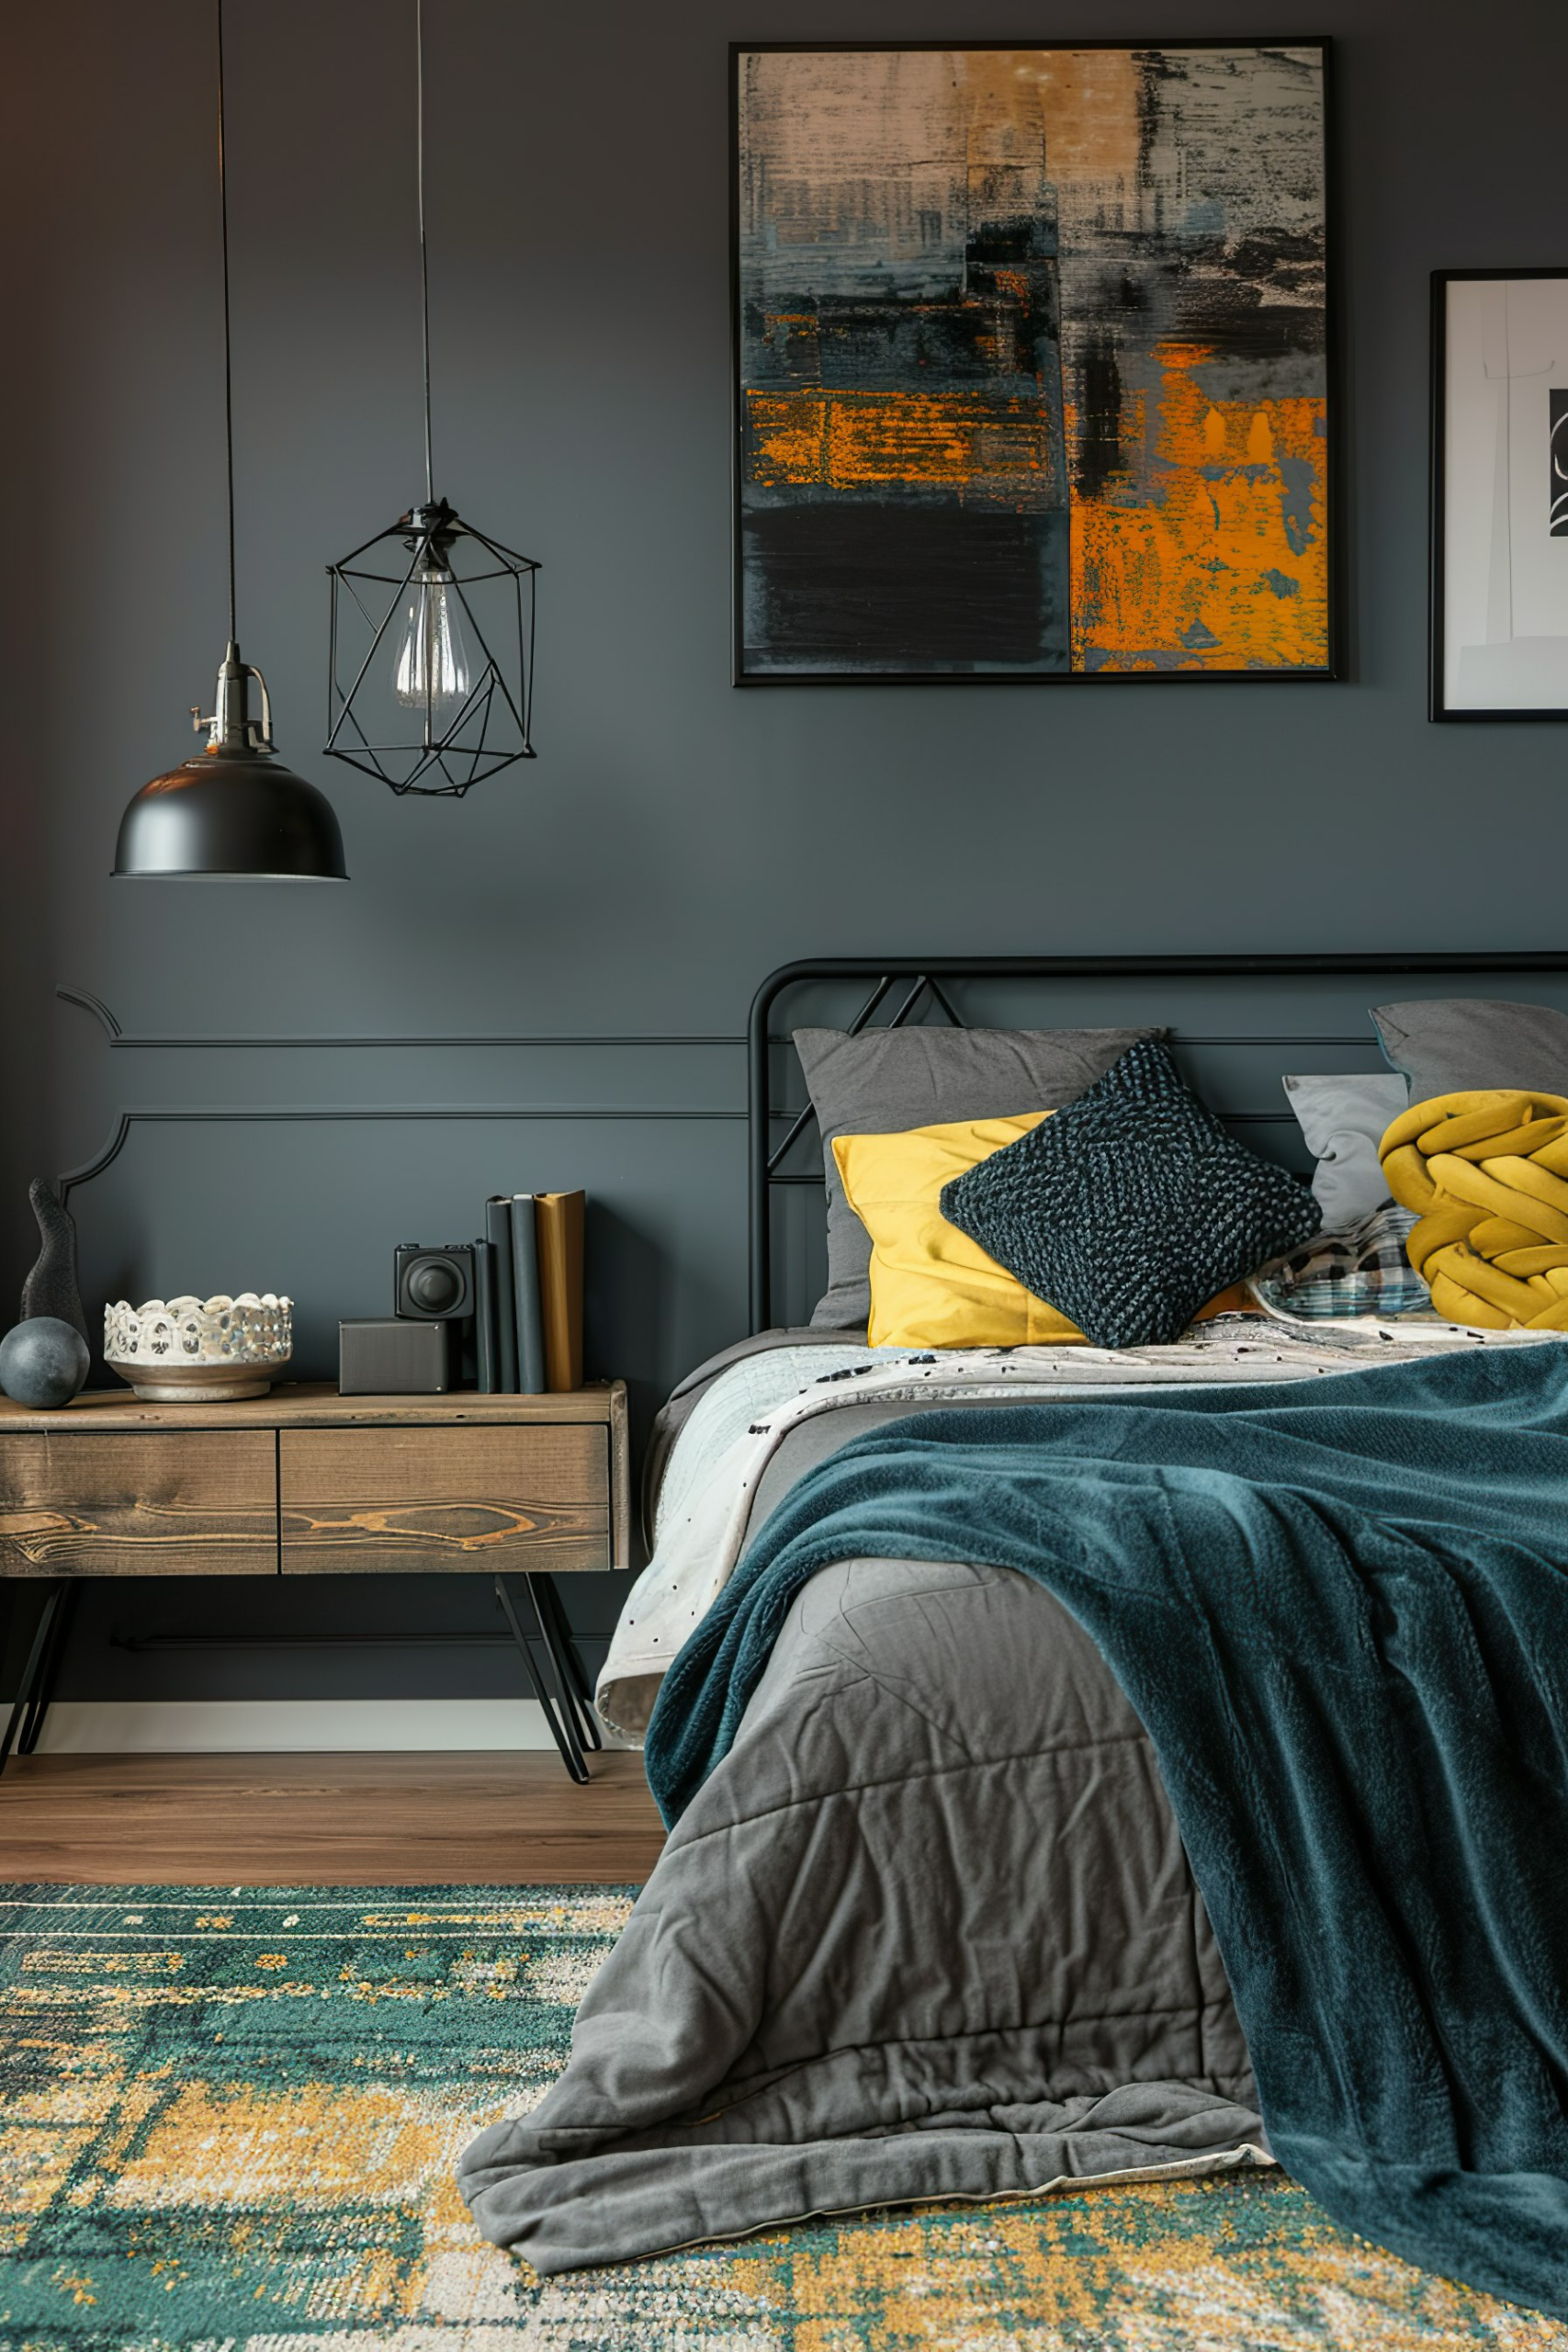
[0,1317,91,1409]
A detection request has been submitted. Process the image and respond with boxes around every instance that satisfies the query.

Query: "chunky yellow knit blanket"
[1380,1090,1568,1329]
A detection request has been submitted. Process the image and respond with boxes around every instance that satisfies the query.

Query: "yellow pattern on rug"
[1,1883,1563,2348]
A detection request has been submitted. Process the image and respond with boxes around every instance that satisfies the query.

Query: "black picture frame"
[1430,268,1568,722]
[731,38,1340,688]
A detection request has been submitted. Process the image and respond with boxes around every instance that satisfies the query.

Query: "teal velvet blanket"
[645,1345,1568,2318]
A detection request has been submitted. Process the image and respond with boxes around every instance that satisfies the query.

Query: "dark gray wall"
[4,0,1566,1706]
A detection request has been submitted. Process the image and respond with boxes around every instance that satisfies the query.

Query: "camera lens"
[409,1260,461,1313]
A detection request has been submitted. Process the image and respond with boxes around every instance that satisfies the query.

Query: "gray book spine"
[510,1194,547,1395]
[472,1238,498,1394]
[485,1196,520,1390]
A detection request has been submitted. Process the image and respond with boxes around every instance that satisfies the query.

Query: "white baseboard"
[33,1700,629,1754]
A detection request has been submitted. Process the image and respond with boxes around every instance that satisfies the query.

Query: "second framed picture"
[732,40,1336,684]
[1431,270,1568,720]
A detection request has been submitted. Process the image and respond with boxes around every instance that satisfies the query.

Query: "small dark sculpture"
[20,1178,87,1343]
[0,1317,90,1408]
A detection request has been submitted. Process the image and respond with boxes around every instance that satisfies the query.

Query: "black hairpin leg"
[493,1572,598,1784]
[527,1574,602,1758]
[0,1580,73,1776]
[17,1580,77,1757]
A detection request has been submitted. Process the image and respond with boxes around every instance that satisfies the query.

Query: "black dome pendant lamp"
[323,0,538,797]
[113,0,345,882]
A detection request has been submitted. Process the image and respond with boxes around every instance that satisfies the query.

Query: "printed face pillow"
[941,1039,1322,1348]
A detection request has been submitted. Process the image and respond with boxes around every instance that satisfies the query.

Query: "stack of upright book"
[473,1191,585,1395]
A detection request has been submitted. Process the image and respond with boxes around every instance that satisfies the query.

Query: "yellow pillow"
[833,1113,1086,1349]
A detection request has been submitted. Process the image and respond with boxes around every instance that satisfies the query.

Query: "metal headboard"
[746,951,1568,1333]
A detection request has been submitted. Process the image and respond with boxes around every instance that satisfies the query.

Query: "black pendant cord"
[108,0,349,878]
[417,0,434,507]
[320,0,537,797]
[216,0,237,647]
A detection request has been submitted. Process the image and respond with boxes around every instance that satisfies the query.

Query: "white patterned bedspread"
[598,1313,1552,1738]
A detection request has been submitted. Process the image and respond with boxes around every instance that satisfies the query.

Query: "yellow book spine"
[534,1192,585,1392]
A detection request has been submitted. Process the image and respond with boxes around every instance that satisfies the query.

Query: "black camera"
[394,1243,476,1321]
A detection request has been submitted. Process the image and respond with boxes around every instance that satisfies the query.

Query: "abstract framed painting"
[1430,269,1568,721]
[732,40,1337,685]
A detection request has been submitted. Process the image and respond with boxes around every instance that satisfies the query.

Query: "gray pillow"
[795,1023,1164,1330]
[1372,999,1568,1102]
[1282,1072,1409,1231]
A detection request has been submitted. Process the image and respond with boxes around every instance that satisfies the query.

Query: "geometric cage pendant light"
[113,0,346,881]
[324,0,538,797]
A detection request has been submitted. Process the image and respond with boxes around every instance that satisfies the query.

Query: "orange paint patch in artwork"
[1033,48,1142,187]
[954,49,1141,188]
[747,393,829,481]
[746,388,1053,499]
[1070,343,1328,671]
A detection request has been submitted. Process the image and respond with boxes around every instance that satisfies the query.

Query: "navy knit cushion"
[941,1038,1322,1348]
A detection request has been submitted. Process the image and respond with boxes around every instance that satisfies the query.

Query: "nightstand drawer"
[279,1423,611,1574]
[0,1431,277,1576]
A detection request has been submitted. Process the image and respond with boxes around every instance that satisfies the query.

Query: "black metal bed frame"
[746,952,1568,1334]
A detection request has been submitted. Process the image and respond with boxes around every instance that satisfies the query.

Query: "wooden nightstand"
[0,1381,630,1783]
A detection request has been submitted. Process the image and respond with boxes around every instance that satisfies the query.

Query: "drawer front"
[0,1431,277,1576]
[279,1425,610,1574]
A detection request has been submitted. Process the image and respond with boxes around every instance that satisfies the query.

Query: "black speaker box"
[394,1244,476,1320]
[339,1318,451,1395]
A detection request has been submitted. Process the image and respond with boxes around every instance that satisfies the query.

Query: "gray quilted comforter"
[457,1329,1300,2272]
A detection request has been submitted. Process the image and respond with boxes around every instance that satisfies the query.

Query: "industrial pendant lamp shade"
[113,2,346,881]
[326,501,536,796]
[324,0,538,797]
[115,645,347,880]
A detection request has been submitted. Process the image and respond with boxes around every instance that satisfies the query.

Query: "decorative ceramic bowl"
[104,1294,293,1401]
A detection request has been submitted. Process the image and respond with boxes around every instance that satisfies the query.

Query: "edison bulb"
[392,566,471,712]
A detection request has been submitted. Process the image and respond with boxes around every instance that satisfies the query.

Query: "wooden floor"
[0,1752,666,1885]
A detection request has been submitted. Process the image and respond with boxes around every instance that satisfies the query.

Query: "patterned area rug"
[0,1883,1562,2351]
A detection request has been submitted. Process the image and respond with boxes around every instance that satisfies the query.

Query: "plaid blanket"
[1251,1204,1429,1322]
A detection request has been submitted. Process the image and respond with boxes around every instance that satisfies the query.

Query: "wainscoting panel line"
[59,982,746,1051]
[59,987,1397,1058]
[109,1035,746,1051]
[59,1105,748,1198]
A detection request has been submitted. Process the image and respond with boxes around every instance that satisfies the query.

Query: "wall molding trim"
[51,980,1388,1201]
[59,1102,747,1200]
[58,985,742,1051]
[58,984,1388,1059]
